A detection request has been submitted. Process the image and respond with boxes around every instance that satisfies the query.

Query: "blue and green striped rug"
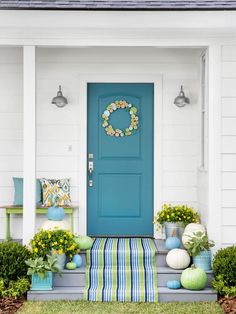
[84,238,158,302]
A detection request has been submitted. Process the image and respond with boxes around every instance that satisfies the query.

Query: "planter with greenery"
[154,204,200,241]
[29,229,80,270]
[26,255,60,290]
[212,246,236,297]
[0,241,31,298]
[185,232,215,271]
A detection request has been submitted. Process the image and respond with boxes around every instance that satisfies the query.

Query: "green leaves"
[186,232,215,257]
[25,254,60,279]
[0,277,30,298]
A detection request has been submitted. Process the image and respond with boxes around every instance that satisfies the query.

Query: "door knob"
[88,154,94,187]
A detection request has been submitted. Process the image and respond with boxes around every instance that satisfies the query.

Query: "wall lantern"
[52,85,68,108]
[174,85,190,108]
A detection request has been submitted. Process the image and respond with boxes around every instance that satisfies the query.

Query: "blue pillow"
[13,177,42,206]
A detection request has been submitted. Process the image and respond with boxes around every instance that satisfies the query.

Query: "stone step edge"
[57,266,214,275]
[28,286,217,295]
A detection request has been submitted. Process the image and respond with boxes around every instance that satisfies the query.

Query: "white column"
[22,46,36,245]
[208,43,222,252]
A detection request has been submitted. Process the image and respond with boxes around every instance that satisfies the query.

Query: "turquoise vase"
[47,206,65,221]
[31,271,53,290]
[193,250,212,271]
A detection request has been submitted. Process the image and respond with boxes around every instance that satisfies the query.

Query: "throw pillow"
[13,177,42,206]
[40,178,71,207]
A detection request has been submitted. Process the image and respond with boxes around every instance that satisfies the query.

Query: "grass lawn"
[19,300,223,314]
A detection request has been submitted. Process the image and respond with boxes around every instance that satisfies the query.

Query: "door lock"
[88,153,94,187]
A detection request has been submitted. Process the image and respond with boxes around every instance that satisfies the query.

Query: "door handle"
[88,154,94,187]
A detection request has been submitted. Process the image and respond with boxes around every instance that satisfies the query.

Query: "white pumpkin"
[42,219,70,231]
[166,249,191,270]
[182,223,206,248]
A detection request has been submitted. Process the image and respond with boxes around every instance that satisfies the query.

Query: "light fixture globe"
[52,85,68,108]
[174,85,190,108]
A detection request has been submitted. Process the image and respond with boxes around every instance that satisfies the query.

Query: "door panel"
[87,83,154,236]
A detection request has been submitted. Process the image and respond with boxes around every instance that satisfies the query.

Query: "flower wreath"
[102,100,139,137]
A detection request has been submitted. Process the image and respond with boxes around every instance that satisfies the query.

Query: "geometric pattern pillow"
[40,178,71,207]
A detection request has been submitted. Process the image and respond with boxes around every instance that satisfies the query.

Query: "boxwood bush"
[212,246,236,296]
[0,241,30,282]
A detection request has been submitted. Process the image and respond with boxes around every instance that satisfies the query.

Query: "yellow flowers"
[34,248,38,253]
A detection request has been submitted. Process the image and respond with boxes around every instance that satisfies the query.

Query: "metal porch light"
[174,85,190,108]
[52,85,68,108]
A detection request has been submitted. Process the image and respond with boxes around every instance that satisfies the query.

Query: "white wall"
[0,47,201,239]
[221,45,236,246]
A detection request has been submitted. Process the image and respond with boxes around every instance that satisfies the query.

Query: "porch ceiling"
[0,0,236,10]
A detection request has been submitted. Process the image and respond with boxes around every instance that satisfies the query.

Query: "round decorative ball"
[74,236,93,250]
[166,280,181,289]
[165,237,181,250]
[166,249,191,270]
[42,219,70,231]
[180,264,207,290]
[66,262,77,270]
[47,206,65,221]
[72,254,82,268]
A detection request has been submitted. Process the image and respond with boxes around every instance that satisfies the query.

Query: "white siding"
[221,45,236,246]
[0,47,201,239]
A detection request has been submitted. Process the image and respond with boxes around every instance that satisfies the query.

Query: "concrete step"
[54,266,214,288]
[27,286,217,302]
[157,266,214,288]
[158,287,217,302]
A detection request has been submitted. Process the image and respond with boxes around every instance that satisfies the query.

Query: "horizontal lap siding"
[0,47,200,239]
[221,45,236,246]
[0,48,23,238]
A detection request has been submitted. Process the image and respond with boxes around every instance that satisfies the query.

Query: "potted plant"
[29,229,79,271]
[25,255,60,290]
[154,204,200,242]
[185,231,215,271]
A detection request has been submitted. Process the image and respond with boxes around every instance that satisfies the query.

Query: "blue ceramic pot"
[31,271,53,290]
[193,250,212,271]
[47,206,65,221]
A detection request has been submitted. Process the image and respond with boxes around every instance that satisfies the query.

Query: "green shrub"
[212,246,236,296]
[0,277,30,298]
[0,241,30,282]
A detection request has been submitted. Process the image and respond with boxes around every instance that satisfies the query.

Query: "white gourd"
[182,223,206,248]
[42,219,70,231]
[166,249,191,269]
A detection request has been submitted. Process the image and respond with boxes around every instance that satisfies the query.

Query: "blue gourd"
[165,236,181,250]
[167,280,181,289]
[47,206,65,221]
[72,254,83,268]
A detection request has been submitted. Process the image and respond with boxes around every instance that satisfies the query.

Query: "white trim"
[22,46,36,245]
[77,74,163,237]
[208,44,222,251]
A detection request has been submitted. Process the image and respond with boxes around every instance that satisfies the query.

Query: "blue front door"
[87,83,154,236]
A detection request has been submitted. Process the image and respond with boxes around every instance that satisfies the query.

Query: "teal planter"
[31,271,53,290]
[193,250,212,271]
[47,206,65,221]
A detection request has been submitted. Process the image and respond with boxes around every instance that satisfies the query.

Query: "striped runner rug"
[84,238,158,302]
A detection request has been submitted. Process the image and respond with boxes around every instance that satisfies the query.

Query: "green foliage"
[0,241,30,282]
[29,229,79,259]
[154,204,200,226]
[0,277,30,298]
[26,255,60,279]
[186,232,215,256]
[212,246,236,296]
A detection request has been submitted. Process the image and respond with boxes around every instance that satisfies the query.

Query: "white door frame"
[77,74,163,237]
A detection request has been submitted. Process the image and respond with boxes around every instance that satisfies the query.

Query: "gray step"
[27,287,217,302]
[157,266,214,288]
[27,286,84,301]
[158,287,217,302]
[54,266,214,288]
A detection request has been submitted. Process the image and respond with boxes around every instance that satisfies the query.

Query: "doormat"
[84,238,158,302]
